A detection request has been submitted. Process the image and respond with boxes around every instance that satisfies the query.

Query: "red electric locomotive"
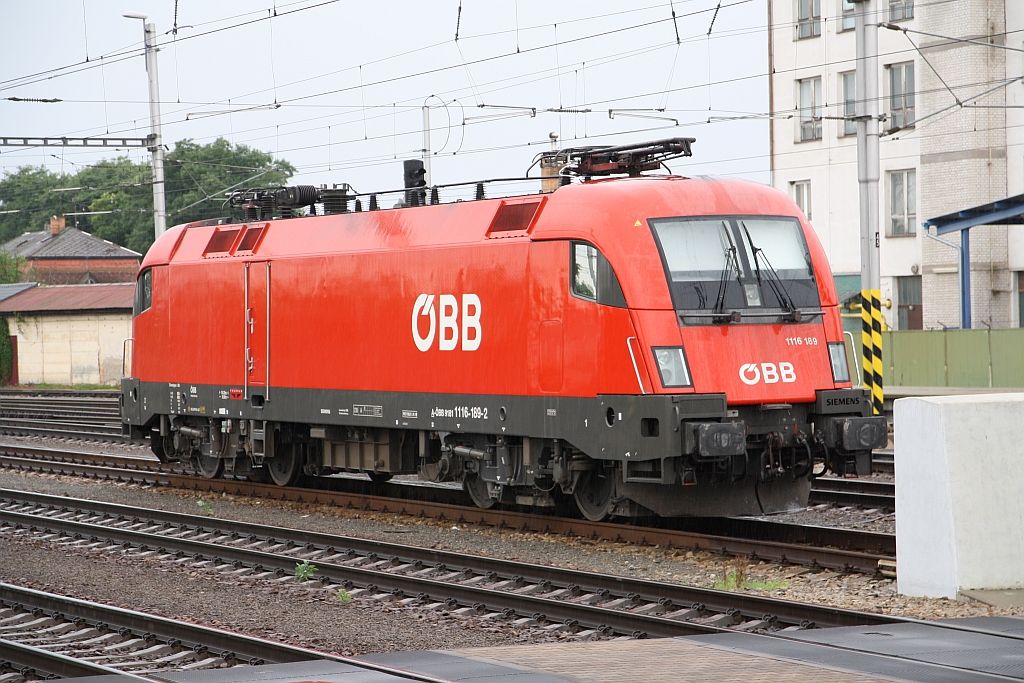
[120,139,886,520]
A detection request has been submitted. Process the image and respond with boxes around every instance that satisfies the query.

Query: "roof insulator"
[475,183,485,201]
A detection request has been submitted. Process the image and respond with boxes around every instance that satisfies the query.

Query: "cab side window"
[134,268,152,316]
[571,242,627,308]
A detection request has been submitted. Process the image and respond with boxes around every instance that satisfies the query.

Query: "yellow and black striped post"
[860,289,884,415]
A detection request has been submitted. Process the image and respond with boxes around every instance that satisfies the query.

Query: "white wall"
[895,394,1024,598]
[770,0,922,330]
[1007,3,1024,272]
[7,313,131,386]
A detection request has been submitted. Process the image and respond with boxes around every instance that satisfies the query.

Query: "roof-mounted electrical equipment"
[560,137,695,178]
[227,184,358,220]
[213,139,696,224]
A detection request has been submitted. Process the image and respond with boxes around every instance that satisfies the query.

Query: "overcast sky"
[0,1,771,197]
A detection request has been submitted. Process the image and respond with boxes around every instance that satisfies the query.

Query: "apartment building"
[769,0,1024,329]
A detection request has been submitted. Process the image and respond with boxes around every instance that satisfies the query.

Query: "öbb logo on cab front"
[739,362,796,385]
[412,294,481,352]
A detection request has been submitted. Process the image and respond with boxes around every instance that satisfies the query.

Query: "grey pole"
[124,13,166,238]
[853,0,882,414]
[854,0,880,294]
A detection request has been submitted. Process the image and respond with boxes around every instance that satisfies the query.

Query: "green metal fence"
[843,329,1024,388]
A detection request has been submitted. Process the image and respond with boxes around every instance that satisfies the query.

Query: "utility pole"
[421,105,432,188]
[124,13,166,238]
[853,0,882,416]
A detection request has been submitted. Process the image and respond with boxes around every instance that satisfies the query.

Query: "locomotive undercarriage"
[138,393,881,521]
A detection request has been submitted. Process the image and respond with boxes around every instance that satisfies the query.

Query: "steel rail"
[0,637,153,680]
[0,444,896,555]
[0,583,461,683]
[807,489,896,510]
[0,489,900,637]
[0,444,181,473]
[0,449,894,574]
[873,451,894,474]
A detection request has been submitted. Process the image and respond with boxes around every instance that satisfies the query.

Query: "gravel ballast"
[0,533,568,656]
[0,467,1018,627]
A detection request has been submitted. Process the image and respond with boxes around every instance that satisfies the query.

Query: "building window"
[798,77,823,141]
[897,275,923,330]
[888,62,915,130]
[840,0,856,32]
[889,0,913,21]
[792,181,811,220]
[889,169,916,236]
[797,0,821,39]
[1018,273,1024,328]
[841,72,857,136]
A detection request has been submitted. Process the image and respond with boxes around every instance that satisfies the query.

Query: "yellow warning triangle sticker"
[634,219,642,226]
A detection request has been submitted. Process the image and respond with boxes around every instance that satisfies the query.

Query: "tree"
[0,138,296,255]
[0,166,68,244]
[90,138,294,254]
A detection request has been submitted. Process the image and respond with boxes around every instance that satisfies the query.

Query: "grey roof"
[0,282,37,303]
[2,228,141,260]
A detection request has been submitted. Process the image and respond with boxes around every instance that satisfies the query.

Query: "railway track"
[0,443,895,575]
[0,387,899,510]
[0,391,122,442]
[0,488,901,641]
[0,389,897,507]
[0,583,450,683]
[807,477,895,509]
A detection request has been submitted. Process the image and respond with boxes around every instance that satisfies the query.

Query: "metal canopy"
[920,193,1024,330]
[922,192,1024,235]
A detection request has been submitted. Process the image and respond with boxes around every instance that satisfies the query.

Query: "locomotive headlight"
[828,342,851,383]
[652,347,693,388]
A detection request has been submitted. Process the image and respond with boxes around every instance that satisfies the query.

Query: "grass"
[713,558,789,591]
[294,560,318,583]
[196,500,214,516]
[335,588,352,604]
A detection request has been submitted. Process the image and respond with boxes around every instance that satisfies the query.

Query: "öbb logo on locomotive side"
[738,362,796,385]
[412,294,482,352]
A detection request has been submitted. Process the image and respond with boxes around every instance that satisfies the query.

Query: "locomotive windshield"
[649,215,820,316]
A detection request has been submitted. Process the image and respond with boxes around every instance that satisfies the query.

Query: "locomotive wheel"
[463,473,497,509]
[149,432,176,463]
[193,452,224,479]
[267,443,302,487]
[573,468,615,522]
[367,472,393,483]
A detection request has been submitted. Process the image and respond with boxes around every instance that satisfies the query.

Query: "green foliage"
[196,500,214,515]
[713,560,789,591]
[294,560,318,583]
[0,317,11,385]
[0,139,295,254]
[0,250,24,284]
[335,588,352,604]
[0,166,66,242]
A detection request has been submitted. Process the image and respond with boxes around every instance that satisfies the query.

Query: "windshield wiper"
[712,224,743,320]
[741,223,802,321]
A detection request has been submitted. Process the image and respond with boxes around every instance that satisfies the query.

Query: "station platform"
[361,616,1024,683]
[58,616,1024,683]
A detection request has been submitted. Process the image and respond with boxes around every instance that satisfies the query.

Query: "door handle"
[246,348,254,372]
[247,308,255,334]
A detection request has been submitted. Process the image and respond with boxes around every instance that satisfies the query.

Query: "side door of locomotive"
[244,260,270,400]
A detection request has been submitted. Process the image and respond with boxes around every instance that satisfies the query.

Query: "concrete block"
[895,394,1024,598]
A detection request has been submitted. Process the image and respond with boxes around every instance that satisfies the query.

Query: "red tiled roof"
[0,283,134,314]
